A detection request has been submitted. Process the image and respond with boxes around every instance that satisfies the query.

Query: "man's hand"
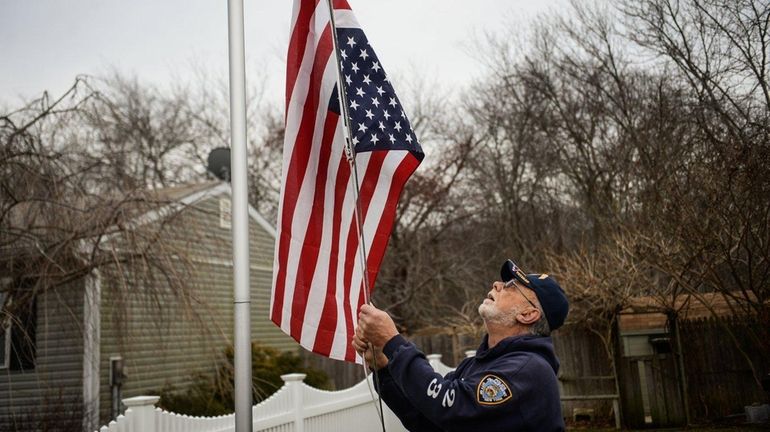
[357,303,399,347]
[352,332,388,370]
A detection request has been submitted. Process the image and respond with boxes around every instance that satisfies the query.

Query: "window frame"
[0,288,9,369]
[0,320,9,370]
[0,278,37,371]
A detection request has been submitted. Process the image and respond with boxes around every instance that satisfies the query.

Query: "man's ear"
[516,308,541,325]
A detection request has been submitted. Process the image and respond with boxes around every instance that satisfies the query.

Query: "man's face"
[478,280,536,326]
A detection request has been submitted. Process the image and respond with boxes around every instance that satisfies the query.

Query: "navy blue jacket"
[375,334,565,432]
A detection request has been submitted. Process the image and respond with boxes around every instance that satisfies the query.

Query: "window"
[9,296,36,370]
[0,279,37,371]
[0,291,9,369]
[220,197,232,229]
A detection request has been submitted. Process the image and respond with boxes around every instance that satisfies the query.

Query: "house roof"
[99,181,276,244]
[147,181,228,202]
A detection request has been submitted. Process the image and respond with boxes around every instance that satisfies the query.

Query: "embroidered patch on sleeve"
[476,374,512,405]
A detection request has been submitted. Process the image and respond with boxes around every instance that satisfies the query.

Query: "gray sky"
[1,0,568,106]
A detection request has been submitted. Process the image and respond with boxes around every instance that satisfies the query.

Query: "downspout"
[82,270,101,432]
[611,311,623,429]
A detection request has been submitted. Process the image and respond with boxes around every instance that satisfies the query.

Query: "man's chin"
[478,303,494,320]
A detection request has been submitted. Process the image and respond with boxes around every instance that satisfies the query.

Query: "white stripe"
[273,2,323,317]
[273,2,331,324]
[330,151,408,360]
[333,152,405,360]
[282,3,331,176]
[299,119,346,348]
[334,9,360,29]
[290,0,301,33]
[280,53,340,332]
[328,152,371,360]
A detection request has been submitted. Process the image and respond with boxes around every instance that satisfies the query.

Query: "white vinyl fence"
[97,354,457,432]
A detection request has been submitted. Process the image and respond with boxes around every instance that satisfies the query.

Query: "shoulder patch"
[476,374,512,405]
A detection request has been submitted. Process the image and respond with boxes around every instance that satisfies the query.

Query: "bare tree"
[616,0,770,380]
[0,80,208,326]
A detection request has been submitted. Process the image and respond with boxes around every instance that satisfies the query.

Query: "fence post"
[427,353,442,369]
[612,397,621,430]
[282,373,307,432]
[122,395,160,432]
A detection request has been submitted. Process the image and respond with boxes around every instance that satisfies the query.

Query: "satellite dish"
[207,147,231,182]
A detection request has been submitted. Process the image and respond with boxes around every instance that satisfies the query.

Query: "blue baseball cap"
[500,259,569,330]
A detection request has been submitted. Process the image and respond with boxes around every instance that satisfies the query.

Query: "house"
[0,182,298,431]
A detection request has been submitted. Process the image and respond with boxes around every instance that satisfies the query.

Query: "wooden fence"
[552,325,618,425]
[680,316,768,422]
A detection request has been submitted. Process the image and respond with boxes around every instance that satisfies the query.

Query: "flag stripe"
[298,119,346,350]
[290,108,340,340]
[343,151,414,361]
[285,0,318,112]
[340,151,387,361]
[310,154,350,356]
[365,152,420,290]
[271,23,334,328]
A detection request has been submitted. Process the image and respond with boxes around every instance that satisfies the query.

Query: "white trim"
[220,197,232,229]
[99,183,231,245]
[248,206,277,238]
[187,255,273,273]
[83,271,101,432]
[99,182,277,245]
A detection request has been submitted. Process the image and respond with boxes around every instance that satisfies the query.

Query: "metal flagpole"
[325,2,386,431]
[227,0,252,431]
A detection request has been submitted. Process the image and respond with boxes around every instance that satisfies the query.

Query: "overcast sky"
[1,0,568,107]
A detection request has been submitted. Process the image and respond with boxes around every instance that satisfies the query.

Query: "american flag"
[270,0,423,362]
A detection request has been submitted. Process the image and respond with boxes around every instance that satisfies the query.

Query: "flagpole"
[227,0,252,431]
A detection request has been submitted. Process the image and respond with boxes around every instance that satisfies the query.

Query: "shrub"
[156,342,330,416]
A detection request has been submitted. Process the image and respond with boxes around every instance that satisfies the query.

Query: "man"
[353,259,569,432]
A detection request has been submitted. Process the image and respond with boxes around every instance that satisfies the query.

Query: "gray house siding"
[97,186,297,424]
[0,279,86,431]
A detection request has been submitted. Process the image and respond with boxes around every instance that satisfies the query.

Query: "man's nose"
[492,281,504,291]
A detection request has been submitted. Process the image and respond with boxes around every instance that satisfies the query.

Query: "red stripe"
[341,152,387,362]
[332,0,352,10]
[285,0,321,116]
[311,156,351,356]
[271,24,334,327]
[362,153,420,292]
[342,154,417,361]
[289,111,340,340]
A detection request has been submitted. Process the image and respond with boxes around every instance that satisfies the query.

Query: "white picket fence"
[97,354,457,432]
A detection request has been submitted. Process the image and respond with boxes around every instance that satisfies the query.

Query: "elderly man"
[353,259,569,432]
